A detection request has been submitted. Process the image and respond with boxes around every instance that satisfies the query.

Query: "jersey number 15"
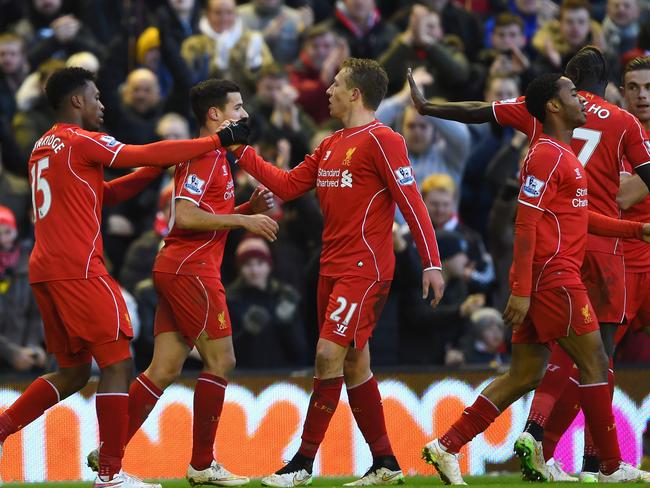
[31,157,52,220]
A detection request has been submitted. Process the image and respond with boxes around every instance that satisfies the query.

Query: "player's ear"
[350,87,361,103]
[208,106,220,122]
[71,93,83,109]
[546,98,560,115]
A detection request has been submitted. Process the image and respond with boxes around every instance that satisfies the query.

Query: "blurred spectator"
[485,130,528,310]
[621,19,650,68]
[156,112,191,140]
[228,237,309,369]
[0,148,31,238]
[13,0,103,68]
[0,206,46,373]
[181,0,273,97]
[379,4,470,99]
[376,68,471,185]
[461,307,508,366]
[532,0,604,72]
[151,0,202,45]
[119,184,172,294]
[247,63,316,165]
[602,0,642,59]
[238,0,311,64]
[422,174,496,295]
[484,0,559,47]
[64,50,99,73]
[459,74,520,236]
[399,229,484,365]
[0,33,29,123]
[12,58,63,165]
[477,13,534,92]
[324,0,397,60]
[288,24,348,124]
[390,0,483,61]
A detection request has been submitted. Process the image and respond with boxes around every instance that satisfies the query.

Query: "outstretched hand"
[408,68,428,114]
[217,120,250,148]
[249,186,275,214]
[423,268,445,308]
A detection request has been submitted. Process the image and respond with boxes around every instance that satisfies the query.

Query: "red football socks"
[96,393,129,480]
[578,383,621,475]
[127,373,163,442]
[0,377,59,443]
[347,376,394,458]
[440,395,500,454]
[190,373,227,471]
[298,376,344,459]
[528,346,574,430]
[542,369,581,461]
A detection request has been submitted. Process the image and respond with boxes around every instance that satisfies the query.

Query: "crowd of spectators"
[2,0,650,374]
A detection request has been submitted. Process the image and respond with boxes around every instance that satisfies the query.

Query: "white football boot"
[578,471,599,483]
[421,439,466,485]
[598,462,650,482]
[92,472,162,488]
[343,466,404,486]
[187,461,249,486]
[260,470,312,487]
[546,458,578,482]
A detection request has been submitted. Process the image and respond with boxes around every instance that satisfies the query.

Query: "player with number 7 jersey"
[0,67,249,488]
[409,46,650,480]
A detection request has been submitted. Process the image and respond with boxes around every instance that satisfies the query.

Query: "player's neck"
[542,122,573,145]
[199,121,220,138]
[576,82,605,98]
[339,108,375,129]
[55,111,83,127]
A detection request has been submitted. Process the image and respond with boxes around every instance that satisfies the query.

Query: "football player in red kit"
[409,46,650,481]
[86,79,278,485]
[0,68,248,488]
[225,58,445,487]
[420,73,650,485]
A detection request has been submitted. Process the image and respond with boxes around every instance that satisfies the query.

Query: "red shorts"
[31,275,133,368]
[624,272,650,330]
[580,251,626,324]
[512,285,600,344]
[153,272,232,346]
[317,275,391,350]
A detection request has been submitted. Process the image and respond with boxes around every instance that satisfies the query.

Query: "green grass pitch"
[0,476,626,487]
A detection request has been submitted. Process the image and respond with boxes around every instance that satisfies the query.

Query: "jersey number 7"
[572,128,602,167]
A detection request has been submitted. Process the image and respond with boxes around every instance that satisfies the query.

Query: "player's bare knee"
[146,363,181,389]
[202,351,236,377]
[343,358,370,385]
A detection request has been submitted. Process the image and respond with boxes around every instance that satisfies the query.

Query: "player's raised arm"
[103,167,164,206]
[231,141,320,202]
[407,68,494,123]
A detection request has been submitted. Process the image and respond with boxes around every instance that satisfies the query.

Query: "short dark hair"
[525,73,563,123]
[624,56,650,78]
[45,67,95,110]
[565,45,608,89]
[189,79,240,125]
[340,58,388,111]
[494,13,524,31]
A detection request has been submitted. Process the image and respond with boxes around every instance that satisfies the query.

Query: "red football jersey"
[621,158,650,273]
[28,123,128,283]
[234,120,441,280]
[154,149,234,278]
[510,137,588,295]
[493,92,650,255]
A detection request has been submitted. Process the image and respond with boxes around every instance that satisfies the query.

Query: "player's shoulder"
[366,122,404,144]
[493,95,526,106]
[528,138,570,166]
